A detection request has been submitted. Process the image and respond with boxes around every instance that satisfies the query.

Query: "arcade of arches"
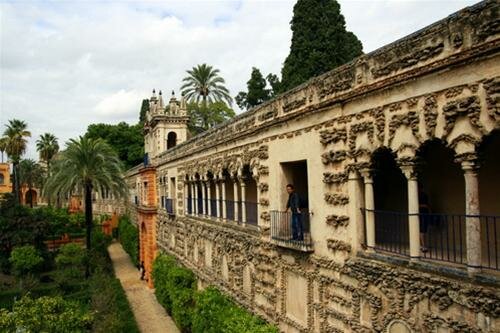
[94,3,500,332]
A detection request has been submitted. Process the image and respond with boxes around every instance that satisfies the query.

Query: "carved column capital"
[359,168,373,182]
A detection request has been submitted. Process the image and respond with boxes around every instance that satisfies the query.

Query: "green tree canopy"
[181,64,233,106]
[235,67,272,110]
[9,245,43,278]
[36,133,59,174]
[2,119,31,203]
[19,159,44,208]
[139,98,150,123]
[280,0,363,92]
[187,102,236,135]
[84,122,144,170]
[44,137,127,276]
[0,295,93,332]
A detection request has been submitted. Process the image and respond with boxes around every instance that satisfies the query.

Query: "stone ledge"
[357,250,500,287]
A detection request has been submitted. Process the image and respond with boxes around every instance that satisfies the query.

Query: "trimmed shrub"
[152,254,278,333]
[192,287,278,333]
[118,215,139,266]
[0,295,93,332]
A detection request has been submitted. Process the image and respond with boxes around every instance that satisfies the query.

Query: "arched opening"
[25,189,38,207]
[372,148,408,255]
[242,165,258,225]
[416,140,465,264]
[195,173,203,214]
[223,169,235,220]
[478,130,500,269]
[0,173,4,185]
[185,175,192,215]
[167,131,177,149]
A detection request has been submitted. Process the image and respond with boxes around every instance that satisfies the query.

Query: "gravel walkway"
[108,242,180,333]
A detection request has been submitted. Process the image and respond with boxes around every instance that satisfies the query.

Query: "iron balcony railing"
[270,210,312,248]
[362,209,499,271]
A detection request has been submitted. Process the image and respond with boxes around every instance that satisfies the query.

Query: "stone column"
[401,163,420,260]
[184,182,189,215]
[201,181,207,216]
[240,176,247,224]
[462,160,481,275]
[206,179,212,217]
[233,176,239,222]
[215,178,220,218]
[348,169,365,254]
[193,182,198,215]
[361,169,375,250]
[221,177,227,220]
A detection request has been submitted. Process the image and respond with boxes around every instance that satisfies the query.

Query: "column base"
[467,265,481,277]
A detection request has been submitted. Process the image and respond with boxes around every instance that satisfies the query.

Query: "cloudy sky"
[0,0,478,160]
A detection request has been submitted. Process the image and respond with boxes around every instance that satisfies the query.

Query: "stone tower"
[144,89,189,161]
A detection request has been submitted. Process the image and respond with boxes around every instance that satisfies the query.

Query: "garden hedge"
[118,215,139,266]
[152,254,278,333]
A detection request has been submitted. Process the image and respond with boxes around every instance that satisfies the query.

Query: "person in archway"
[286,184,304,241]
[418,183,431,253]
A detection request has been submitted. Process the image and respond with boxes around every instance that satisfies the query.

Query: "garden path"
[108,242,180,333]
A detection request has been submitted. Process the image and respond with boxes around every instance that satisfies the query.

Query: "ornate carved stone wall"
[94,2,500,332]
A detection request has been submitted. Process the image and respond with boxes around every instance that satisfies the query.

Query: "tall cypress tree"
[280,0,363,92]
[139,99,149,123]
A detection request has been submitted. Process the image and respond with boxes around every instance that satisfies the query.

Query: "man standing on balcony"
[286,184,303,241]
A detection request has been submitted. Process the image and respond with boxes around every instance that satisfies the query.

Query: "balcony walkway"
[108,242,180,333]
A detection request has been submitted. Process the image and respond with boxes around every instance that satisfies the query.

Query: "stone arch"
[167,131,177,149]
[25,189,37,206]
[371,147,409,254]
[416,139,465,214]
[478,129,500,215]
[387,320,412,333]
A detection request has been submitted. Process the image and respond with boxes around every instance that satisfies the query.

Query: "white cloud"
[0,0,477,160]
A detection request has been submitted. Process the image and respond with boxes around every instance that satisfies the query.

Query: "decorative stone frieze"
[322,171,348,184]
[442,95,484,137]
[324,193,349,206]
[319,128,347,145]
[325,215,349,228]
[321,150,347,164]
[258,183,269,193]
[483,76,500,120]
[326,239,352,253]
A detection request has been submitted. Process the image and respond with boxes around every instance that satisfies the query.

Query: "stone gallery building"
[96,1,500,332]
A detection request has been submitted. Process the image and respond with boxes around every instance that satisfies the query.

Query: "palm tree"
[18,159,44,208]
[0,137,7,163]
[36,133,59,206]
[36,133,59,176]
[181,64,233,107]
[3,119,31,203]
[44,137,127,276]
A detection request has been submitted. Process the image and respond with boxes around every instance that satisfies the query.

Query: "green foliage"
[152,254,277,333]
[235,67,273,110]
[181,63,233,106]
[187,101,236,135]
[0,295,93,333]
[118,215,139,266]
[84,122,144,169]
[89,273,140,333]
[139,98,150,123]
[2,119,31,203]
[280,0,363,92]
[9,246,43,278]
[192,287,278,333]
[54,244,86,290]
